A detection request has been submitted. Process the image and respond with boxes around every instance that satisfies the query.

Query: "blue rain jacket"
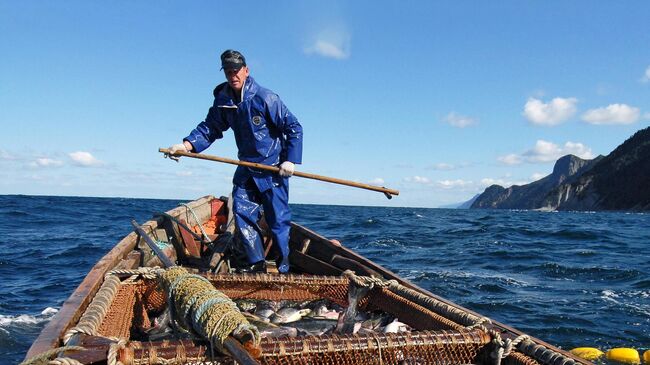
[184,77,303,192]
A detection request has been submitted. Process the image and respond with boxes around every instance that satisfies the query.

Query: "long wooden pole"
[159,148,399,198]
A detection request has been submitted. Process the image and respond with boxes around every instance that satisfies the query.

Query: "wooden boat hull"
[25,195,591,365]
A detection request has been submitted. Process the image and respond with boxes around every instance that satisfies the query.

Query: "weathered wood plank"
[289,251,342,276]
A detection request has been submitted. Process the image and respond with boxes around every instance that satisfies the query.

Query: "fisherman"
[167,49,303,274]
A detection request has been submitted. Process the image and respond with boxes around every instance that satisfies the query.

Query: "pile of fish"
[143,298,412,341]
[234,299,412,339]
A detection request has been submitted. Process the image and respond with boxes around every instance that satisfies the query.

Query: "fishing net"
[94,271,501,365]
[204,272,350,305]
[120,330,490,365]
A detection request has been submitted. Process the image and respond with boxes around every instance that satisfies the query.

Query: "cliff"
[471,126,650,211]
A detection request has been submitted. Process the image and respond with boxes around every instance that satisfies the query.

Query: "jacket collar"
[216,76,258,108]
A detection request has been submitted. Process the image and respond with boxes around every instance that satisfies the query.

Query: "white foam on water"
[600,290,650,316]
[0,307,58,327]
[41,307,58,316]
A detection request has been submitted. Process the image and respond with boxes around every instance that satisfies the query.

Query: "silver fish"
[260,326,298,338]
[383,319,410,333]
[309,304,341,320]
[254,307,275,321]
[271,308,311,324]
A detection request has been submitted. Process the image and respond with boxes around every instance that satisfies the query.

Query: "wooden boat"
[24,195,591,365]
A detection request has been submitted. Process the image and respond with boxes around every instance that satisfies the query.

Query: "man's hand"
[279,161,295,177]
[167,143,188,162]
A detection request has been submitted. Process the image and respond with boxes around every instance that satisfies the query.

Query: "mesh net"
[504,351,543,365]
[97,272,499,365]
[205,273,350,306]
[97,283,137,339]
[364,287,466,331]
[122,330,489,365]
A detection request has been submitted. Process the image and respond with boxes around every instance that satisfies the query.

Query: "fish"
[234,299,258,313]
[145,308,173,341]
[360,312,392,331]
[270,308,312,324]
[260,326,298,338]
[254,307,275,321]
[308,303,341,320]
[288,317,337,336]
[241,312,279,330]
[383,318,410,333]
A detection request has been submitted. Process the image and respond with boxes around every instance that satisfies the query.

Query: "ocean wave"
[540,263,641,281]
[0,307,58,327]
[600,290,650,316]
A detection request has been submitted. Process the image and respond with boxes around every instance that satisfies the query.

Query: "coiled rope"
[63,275,122,344]
[160,267,260,352]
[519,340,577,365]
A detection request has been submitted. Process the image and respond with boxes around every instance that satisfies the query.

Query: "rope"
[107,267,164,280]
[518,339,577,365]
[180,203,213,243]
[372,334,384,365]
[490,332,531,365]
[343,270,486,327]
[107,338,127,365]
[160,267,260,352]
[63,274,122,344]
[19,346,85,365]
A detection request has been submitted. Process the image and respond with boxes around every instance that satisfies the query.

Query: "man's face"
[224,66,249,93]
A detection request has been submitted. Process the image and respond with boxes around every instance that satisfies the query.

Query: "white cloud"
[641,65,650,83]
[497,154,522,165]
[369,177,385,185]
[562,141,595,159]
[436,179,472,189]
[0,149,16,160]
[581,104,640,125]
[479,177,528,188]
[404,176,431,184]
[530,172,546,181]
[500,140,594,165]
[523,140,594,162]
[68,151,104,167]
[523,97,578,126]
[524,140,563,162]
[29,158,63,168]
[443,112,477,128]
[480,178,509,187]
[304,29,351,60]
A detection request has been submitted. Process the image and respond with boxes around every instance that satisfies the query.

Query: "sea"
[1,195,648,364]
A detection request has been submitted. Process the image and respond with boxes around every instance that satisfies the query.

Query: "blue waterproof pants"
[232,180,291,273]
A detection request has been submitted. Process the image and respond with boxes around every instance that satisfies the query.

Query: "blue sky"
[1,1,649,208]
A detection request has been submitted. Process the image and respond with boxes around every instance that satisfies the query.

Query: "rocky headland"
[471,127,650,211]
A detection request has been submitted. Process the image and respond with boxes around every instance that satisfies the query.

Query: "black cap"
[220,49,246,70]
